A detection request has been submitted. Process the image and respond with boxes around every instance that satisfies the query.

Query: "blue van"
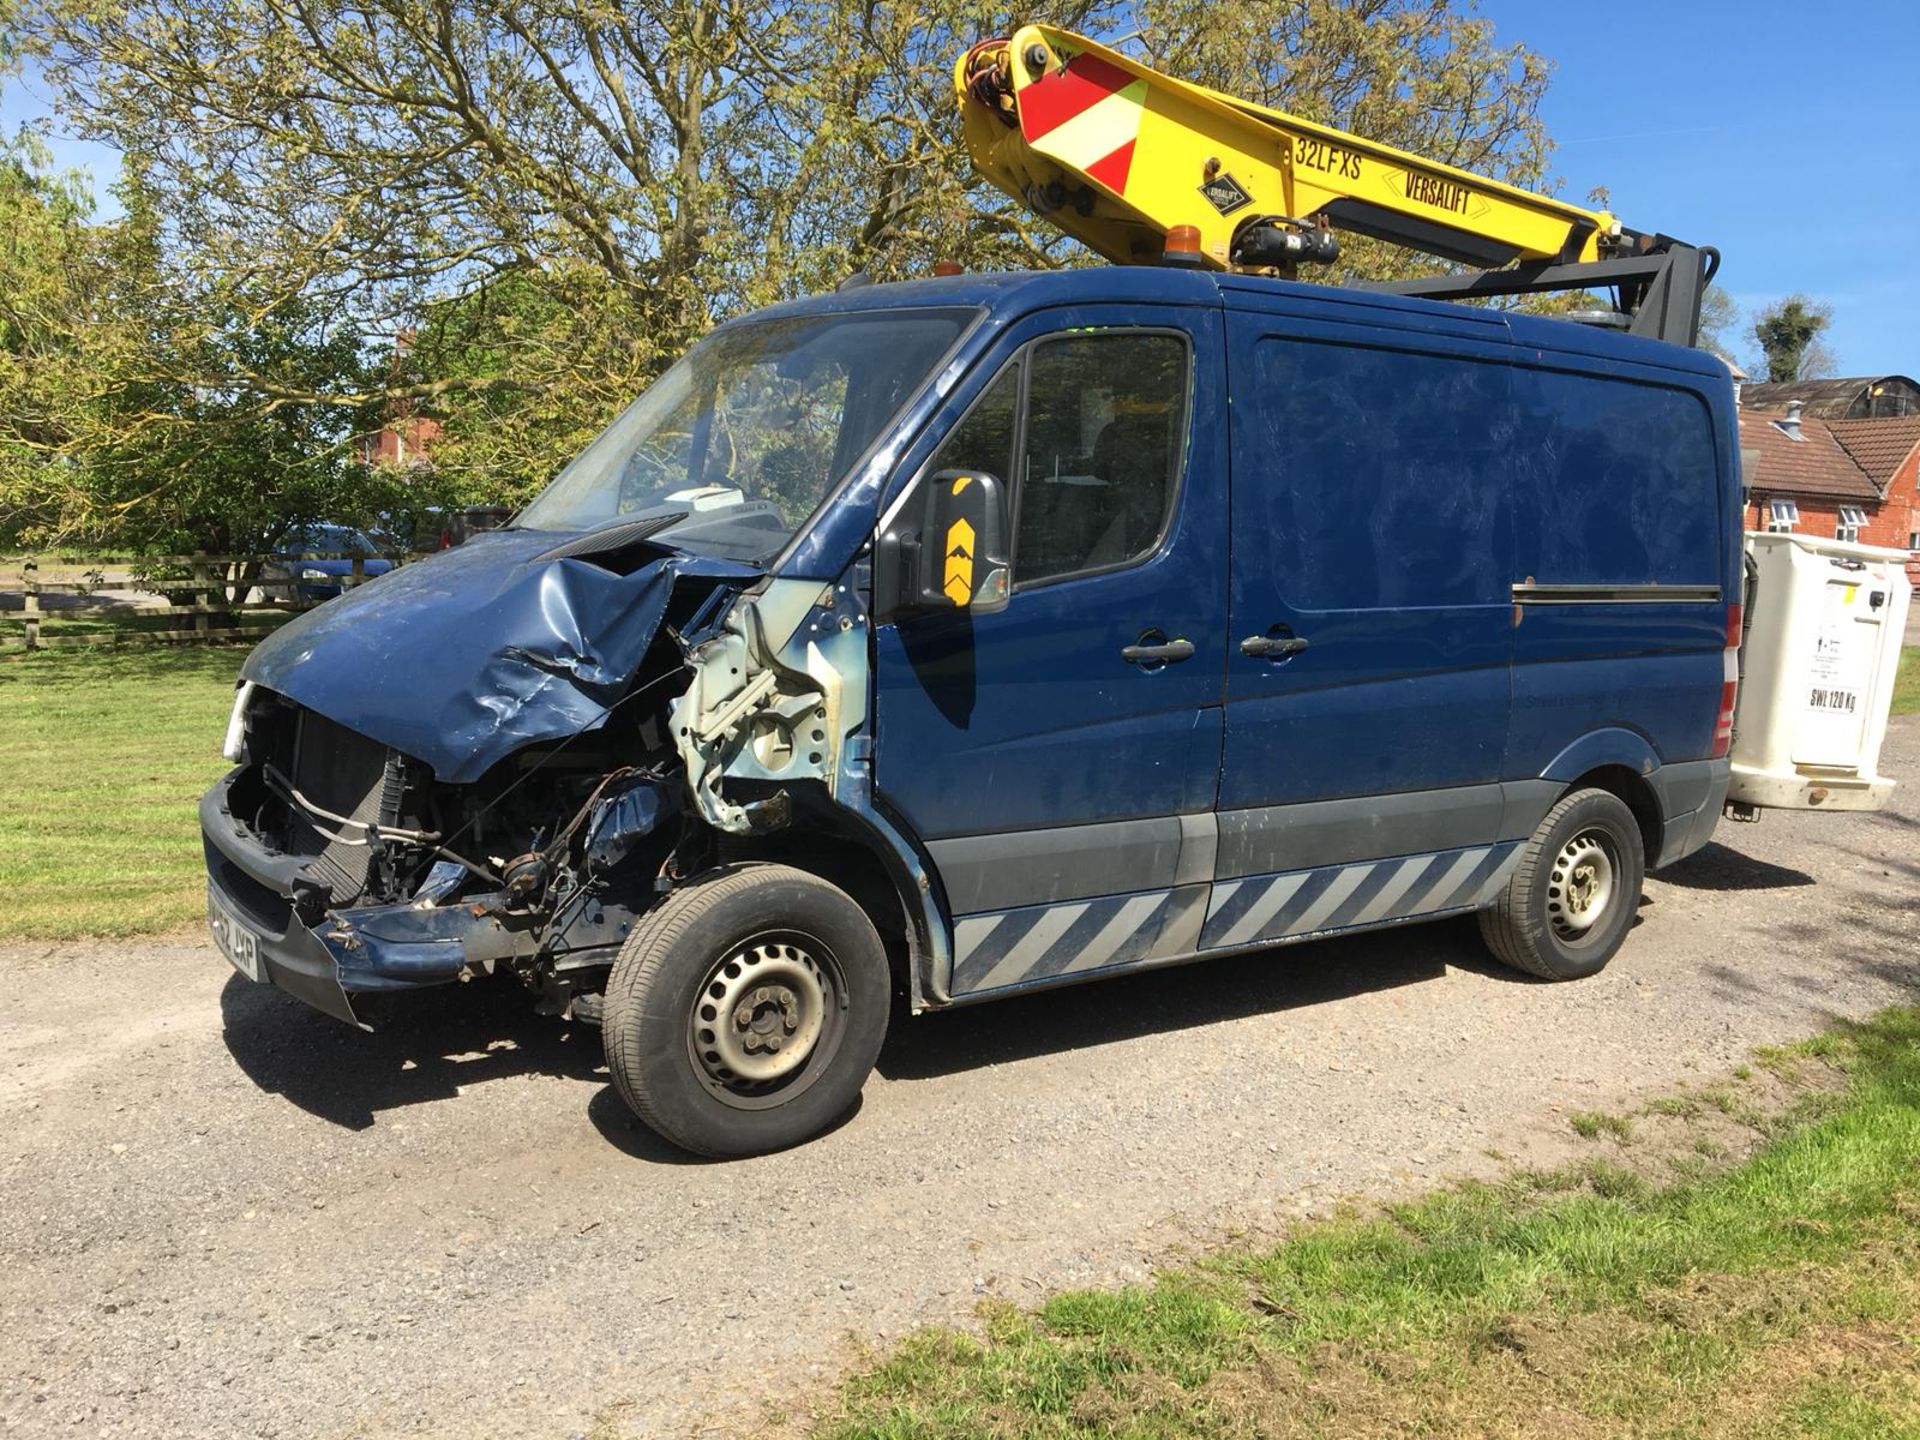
[202,266,1742,1155]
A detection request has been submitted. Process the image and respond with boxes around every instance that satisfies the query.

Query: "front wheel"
[602,863,891,1157]
[1478,787,1645,981]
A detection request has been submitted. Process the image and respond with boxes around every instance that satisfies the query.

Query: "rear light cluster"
[1711,602,1742,759]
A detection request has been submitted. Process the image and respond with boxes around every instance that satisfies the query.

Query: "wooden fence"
[0,551,425,650]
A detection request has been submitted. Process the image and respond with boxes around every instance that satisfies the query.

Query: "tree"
[1752,294,1835,383]
[0,126,107,538]
[1695,285,1740,365]
[0,148,454,594]
[22,0,1559,501]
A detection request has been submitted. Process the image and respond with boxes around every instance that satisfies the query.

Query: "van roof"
[744,266,1728,381]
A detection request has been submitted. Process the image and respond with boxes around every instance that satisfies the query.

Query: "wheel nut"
[765,1033,783,1053]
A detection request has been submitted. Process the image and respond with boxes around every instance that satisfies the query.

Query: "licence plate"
[208,889,264,983]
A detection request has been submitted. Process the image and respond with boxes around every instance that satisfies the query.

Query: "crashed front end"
[201,696,686,1025]
[199,527,874,1028]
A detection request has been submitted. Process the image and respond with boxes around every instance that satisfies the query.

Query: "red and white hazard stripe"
[1017,49,1148,197]
[1712,602,1742,759]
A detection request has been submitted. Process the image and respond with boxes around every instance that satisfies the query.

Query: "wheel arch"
[1537,728,1665,863]
[716,812,934,1003]
[1558,764,1662,866]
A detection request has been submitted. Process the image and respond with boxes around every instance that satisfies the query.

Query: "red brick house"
[360,412,443,469]
[1739,404,1920,581]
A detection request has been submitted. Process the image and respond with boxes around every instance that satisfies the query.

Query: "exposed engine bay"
[210,524,902,1024]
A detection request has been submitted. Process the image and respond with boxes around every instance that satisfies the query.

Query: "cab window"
[918,332,1190,593]
[1014,332,1188,586]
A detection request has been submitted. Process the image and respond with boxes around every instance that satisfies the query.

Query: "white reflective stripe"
[953,913,1004,967]
[1283,862,1376,936]
[1214,870,1311,951]
[971,902,1089,992]
[1204,878,1242,921]
[1059,891,1168,976]
[1348,853,1436,927]
[1471,846,1524,905]
[1405,846,1490,914]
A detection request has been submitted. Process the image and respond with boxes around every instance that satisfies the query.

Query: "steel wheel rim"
[686,931,846,1111]
[1546,828,1617,943]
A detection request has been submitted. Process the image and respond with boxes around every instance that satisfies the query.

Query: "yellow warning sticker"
[943,517,975,606]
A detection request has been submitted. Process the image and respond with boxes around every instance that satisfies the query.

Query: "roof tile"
[1738,410,1880,501]
[1827,417,1920,486]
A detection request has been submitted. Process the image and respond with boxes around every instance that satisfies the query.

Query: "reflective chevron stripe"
[1200,842,1522,952]
[952,888,1176,995]
[1015,45,1147,197]
[947,841,1524,997]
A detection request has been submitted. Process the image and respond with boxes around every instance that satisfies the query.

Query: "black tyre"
[1478,788,1645,981]
[602,863,890,1157]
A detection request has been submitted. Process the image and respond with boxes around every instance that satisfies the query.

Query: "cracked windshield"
[512,308,974,562]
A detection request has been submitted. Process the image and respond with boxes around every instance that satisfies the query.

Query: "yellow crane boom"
[955,25,1716,345]
[957,24,1622,270]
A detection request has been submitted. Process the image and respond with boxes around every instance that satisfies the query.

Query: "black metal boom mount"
[1359,239,1720,350]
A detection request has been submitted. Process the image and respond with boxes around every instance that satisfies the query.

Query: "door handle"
[1241,634,1309,658]
[1121,637,1195,665]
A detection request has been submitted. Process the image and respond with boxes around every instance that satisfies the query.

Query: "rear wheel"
[602,863,890,1157]
[1478,788,1644,981]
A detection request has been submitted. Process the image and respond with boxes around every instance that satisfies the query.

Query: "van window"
[1511,371,1720,585]
[924,360,1021,488]
[1014,333,1188,586]
[513,308,974,561]
[1244,338,1510,611]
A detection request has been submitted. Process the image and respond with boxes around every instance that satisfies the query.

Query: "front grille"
[286,708,406,904]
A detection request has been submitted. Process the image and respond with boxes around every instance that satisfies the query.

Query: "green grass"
[0,647,240,940]
[1568,1109,1636,1142]
[818,1009,1920,1438]
[1894,646,1920,718]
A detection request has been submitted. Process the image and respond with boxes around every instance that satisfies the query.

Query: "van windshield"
[512,307,975,562]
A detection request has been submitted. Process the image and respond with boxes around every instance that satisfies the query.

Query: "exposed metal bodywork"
[672,577,863,833]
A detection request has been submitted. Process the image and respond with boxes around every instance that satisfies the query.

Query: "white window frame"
[1836,506,1867,543]
[1765,498,1799,533]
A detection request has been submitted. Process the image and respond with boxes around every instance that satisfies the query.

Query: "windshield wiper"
[529,511,691,562]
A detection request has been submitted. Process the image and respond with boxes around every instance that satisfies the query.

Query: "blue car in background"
[261,525,395,602]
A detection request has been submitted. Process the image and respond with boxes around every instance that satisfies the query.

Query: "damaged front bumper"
[201,769,537,1027]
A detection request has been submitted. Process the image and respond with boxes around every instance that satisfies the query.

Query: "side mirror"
[881,468,1011,617]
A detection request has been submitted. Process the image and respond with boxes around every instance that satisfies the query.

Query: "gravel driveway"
[4,719,1917,1439]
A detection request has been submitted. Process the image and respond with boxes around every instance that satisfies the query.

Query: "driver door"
[872,304,1228,998]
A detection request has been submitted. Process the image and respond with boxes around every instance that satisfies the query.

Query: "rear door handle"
[1121,637,1195,665]
[1241,634,1309,658]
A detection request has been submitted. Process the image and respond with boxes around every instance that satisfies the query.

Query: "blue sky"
[1477,0,1919,376]
[7,2,1918,375]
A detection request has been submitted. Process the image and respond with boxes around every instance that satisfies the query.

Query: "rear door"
[872,303,1229,998]
[1504,357,1731,781]
[1207,292,1520,952]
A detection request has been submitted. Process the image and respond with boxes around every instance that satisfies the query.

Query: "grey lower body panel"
[946,839,1525,1000]
[950,884,1208,995]
[1652,757,1731,869]
[1200,841,1522,952]
[929,764,1709,1002]
[927,812,1212,914]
